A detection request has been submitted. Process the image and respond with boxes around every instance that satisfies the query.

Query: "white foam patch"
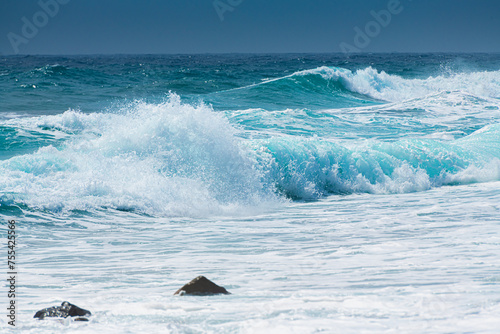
[443,159,500,185]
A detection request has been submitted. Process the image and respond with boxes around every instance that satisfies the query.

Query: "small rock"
[34,301,91,321]
[174,276,231,296]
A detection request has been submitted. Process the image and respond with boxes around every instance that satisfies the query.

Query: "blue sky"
[1,0,499,55]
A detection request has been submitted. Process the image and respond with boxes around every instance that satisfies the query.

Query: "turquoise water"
[1,54,500,333]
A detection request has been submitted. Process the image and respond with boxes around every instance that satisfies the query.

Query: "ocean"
[1,53,499,333]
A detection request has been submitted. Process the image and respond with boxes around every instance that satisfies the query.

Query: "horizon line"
[2,51,500,57]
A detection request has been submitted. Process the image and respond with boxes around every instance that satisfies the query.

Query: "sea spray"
[0,94,278,216]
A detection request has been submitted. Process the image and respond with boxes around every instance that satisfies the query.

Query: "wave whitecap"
[0,95,277,216]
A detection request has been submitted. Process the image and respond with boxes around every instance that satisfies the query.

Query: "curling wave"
[223,66,500,107]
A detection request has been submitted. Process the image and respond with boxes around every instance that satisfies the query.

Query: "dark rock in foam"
[174,276,231,296]
[34,301,91,321]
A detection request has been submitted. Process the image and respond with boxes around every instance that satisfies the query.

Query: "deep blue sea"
[1,54,500,333]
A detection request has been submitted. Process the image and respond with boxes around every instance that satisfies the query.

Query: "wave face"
[1,54,500,215]
[256,125,500,199]
[208,67,381,110]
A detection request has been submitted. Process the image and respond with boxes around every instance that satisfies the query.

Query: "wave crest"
[0,94,277,216]
[302,66,500,101]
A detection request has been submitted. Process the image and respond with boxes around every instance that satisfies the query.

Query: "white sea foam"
[6,181,500,333]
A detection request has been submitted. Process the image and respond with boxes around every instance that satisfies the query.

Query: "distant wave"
[33,64,68,75]
[211,67,380,110]
[223,66,500,106]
